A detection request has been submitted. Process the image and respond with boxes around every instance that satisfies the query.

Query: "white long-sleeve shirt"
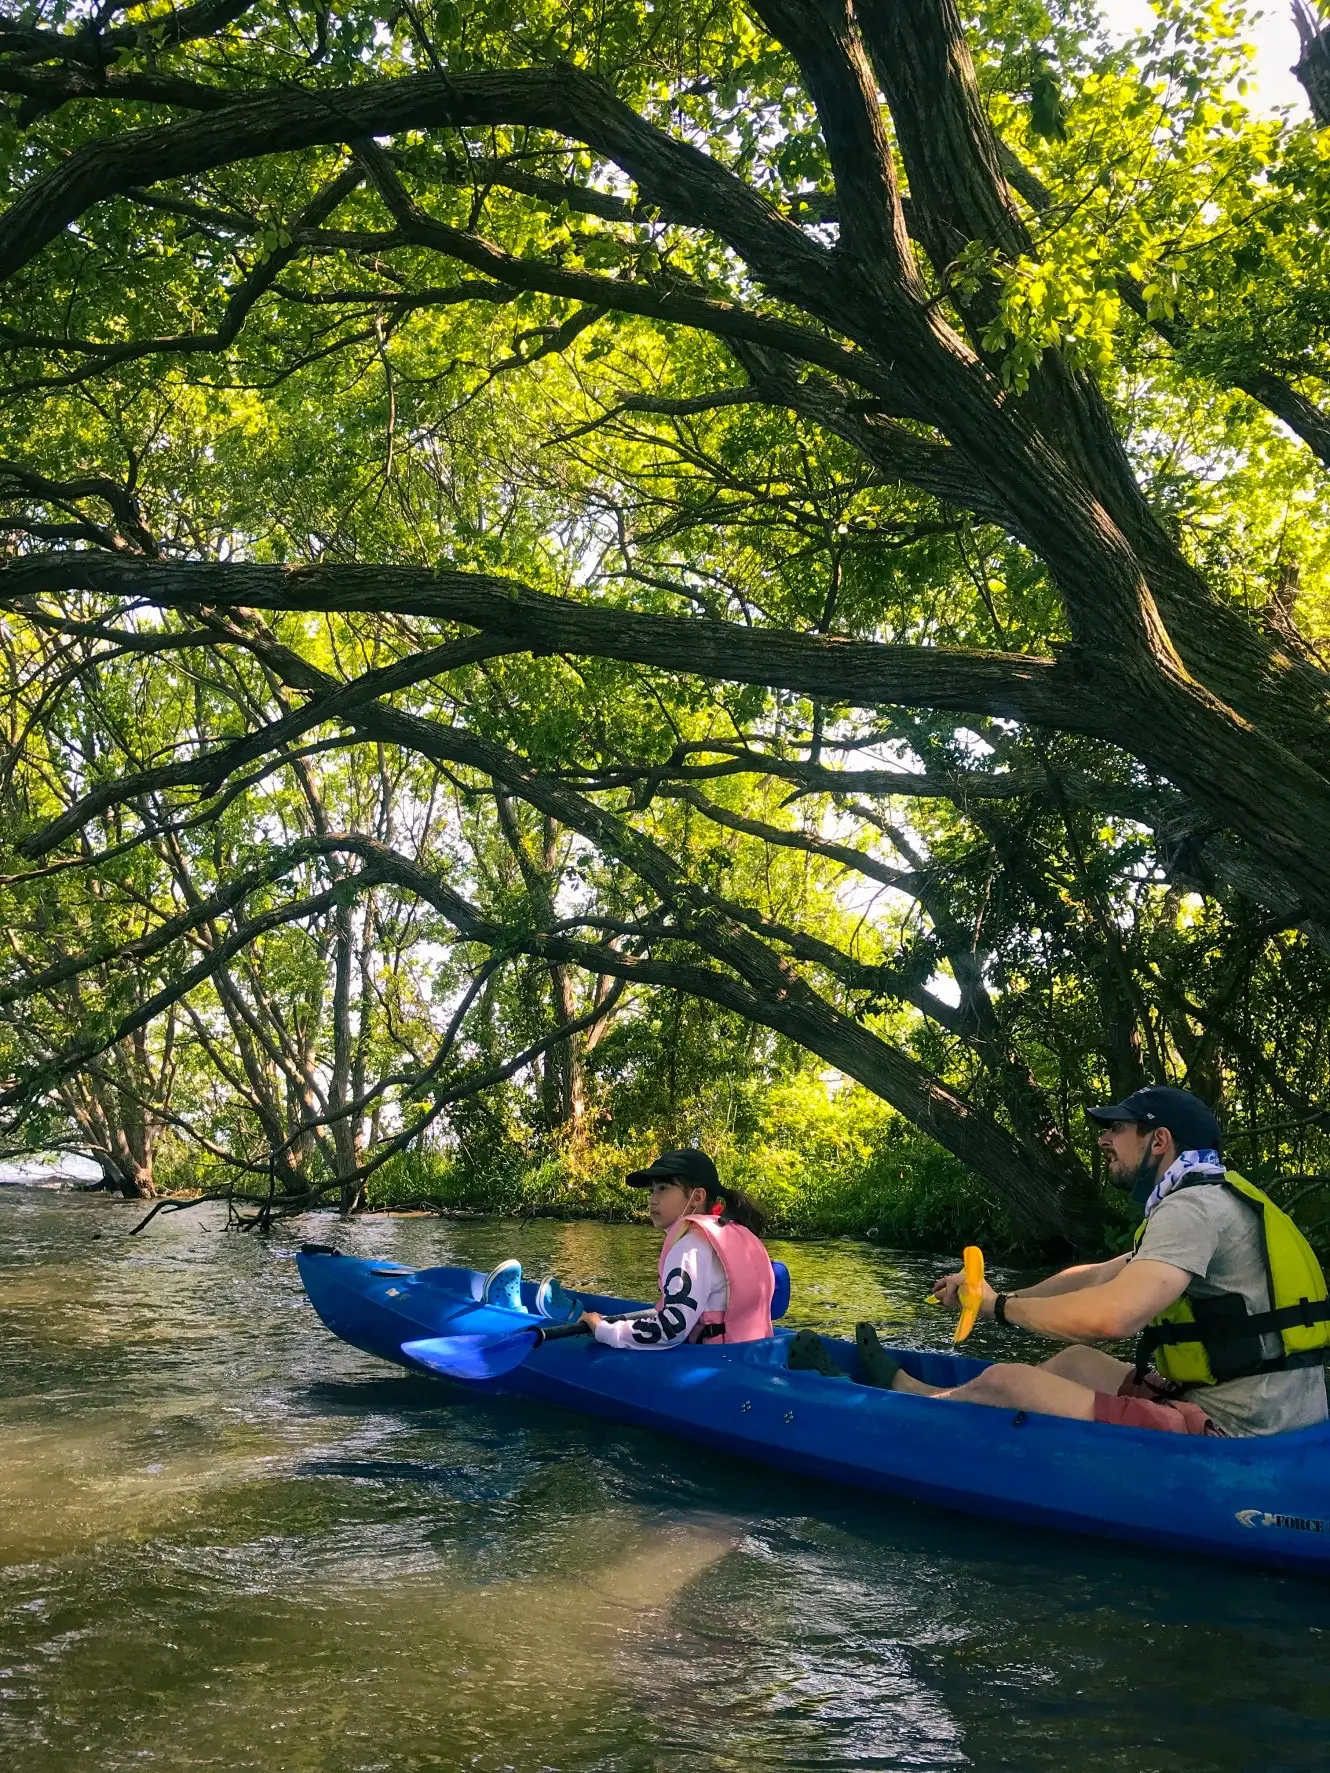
[593,1231,728,1350]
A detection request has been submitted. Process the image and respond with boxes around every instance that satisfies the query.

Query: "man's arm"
[996,1259,1191,1343]
[1013,1253,1132,1297]
[932,1251,1129,1306]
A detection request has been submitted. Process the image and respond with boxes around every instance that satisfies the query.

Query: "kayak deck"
[296,1247,1330,1574]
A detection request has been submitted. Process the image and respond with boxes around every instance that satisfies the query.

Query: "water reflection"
[2,1189,1328,1771]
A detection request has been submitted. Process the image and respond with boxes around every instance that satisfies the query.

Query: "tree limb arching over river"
[2,1,1330,1251]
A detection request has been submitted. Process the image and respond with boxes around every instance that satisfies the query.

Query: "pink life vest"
[658,1213,775,1344]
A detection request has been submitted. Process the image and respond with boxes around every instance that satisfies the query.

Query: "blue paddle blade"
[402,1329,539,1381]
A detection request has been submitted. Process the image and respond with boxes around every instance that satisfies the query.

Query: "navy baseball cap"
[625,1148,720,1190]
[1087,1085,1222,1154]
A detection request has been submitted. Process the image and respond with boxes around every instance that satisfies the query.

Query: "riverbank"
[355,1136,1062,1257]
[128,1082,1070,1256]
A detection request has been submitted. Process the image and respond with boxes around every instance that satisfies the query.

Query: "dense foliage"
[3,0,1330,1252]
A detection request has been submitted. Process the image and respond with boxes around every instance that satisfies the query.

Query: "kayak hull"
[296,1248,1330,1574]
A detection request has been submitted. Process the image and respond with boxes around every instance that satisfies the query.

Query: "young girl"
[580,1148,774,1350]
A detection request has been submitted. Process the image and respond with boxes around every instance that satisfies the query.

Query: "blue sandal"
[535,1276,580,1321]
[482,1258,524,1312]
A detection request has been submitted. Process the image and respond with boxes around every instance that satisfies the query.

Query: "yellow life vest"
[1133,1170,1330,1387]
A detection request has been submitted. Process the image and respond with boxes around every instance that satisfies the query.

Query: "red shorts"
[1093,1371,1224,1436]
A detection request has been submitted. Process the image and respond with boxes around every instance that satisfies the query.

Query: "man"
[876,1086,1330,1436]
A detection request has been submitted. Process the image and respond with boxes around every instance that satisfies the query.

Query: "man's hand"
[579,1310,603,1331]
[931,1270,999,1319]
[931,1268,965,1307]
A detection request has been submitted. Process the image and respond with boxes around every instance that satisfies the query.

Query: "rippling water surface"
[3,1188,1329,1772]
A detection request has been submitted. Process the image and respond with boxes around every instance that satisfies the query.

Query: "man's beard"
[1109,1151,1163,1208]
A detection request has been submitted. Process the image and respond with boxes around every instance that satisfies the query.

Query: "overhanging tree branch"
[0,553,1102,738]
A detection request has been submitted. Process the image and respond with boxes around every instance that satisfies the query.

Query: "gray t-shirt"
[1135,1183,1328,1436]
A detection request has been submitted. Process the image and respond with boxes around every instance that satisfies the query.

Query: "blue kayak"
[296,1246,1330,1574]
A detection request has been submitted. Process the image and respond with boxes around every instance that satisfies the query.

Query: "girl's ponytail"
[711,1183,768,1238]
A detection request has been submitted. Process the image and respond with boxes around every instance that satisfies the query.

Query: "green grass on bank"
[363,1136,1025,1251]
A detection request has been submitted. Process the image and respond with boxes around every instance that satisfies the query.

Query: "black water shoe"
[855,1321,902,1390]
[786,1329,847,1379]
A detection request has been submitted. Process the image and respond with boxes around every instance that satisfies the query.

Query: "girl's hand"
[579,1310,603,1331]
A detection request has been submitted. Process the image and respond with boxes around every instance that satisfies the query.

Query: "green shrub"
[359,1071,1057,1256]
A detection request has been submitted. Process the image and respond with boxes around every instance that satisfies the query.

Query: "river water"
[2,1187,1328,1772]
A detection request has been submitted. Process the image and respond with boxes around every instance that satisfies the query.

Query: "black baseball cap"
[1087,1085,1222,1154]
[625,1148,720,1190]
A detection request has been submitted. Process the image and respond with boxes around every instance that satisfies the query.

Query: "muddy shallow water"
[2,1188,1329,1771]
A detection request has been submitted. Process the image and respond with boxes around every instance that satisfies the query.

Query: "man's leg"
[889,1358,1099,1420]
[1039,1345,1134,1392]
[932,1362,1098,1419]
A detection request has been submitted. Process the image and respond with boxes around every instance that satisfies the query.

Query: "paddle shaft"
[535,1319,592,1344]
[534,1312,633,1344]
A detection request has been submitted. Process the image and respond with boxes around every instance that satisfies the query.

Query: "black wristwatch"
[994,1292,1012,1326]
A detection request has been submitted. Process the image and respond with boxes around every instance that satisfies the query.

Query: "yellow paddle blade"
[953,1245,985,1344]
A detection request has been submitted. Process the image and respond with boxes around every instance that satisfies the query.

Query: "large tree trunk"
[495,798,591,1139]
[1295,1,1330,126]
[59,1072,158,1198]
[103,1146,156,1200]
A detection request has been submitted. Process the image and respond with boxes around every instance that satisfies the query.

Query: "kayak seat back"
[410,1265,485,1300]
[771,1261,791,1320]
